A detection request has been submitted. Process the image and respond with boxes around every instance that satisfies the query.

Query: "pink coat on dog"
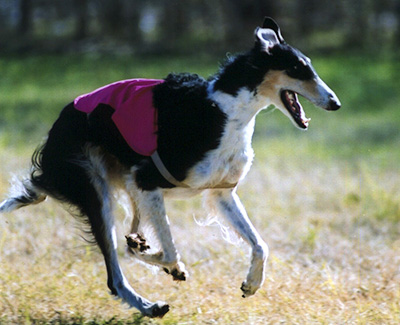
[74,79,164,156]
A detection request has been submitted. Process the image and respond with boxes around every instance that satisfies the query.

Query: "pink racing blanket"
[74,79,164,156]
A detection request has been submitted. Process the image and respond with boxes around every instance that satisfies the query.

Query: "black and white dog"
[0,18,340,318]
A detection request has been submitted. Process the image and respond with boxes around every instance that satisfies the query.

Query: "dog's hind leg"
[17,106,168,316]
[204,189,269,298]
[80,156,169,317]
[34,158,168,316]
[125,179,187,281]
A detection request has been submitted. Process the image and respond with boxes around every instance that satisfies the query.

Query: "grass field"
[0,53,400,324]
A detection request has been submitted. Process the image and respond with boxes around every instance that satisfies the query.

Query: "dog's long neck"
[209,50,273,128]
[208,81,271,128]
[194,70,273,187]
[184,82,259,188]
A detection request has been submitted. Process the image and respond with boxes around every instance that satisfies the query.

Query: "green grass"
[1,54,400,324]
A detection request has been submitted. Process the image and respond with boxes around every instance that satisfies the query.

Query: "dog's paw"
[240,281,259,298]
[142,301,170,318]
[163,262,188,281]
[126,233,150,253]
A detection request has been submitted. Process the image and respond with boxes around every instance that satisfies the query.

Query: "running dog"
[0,18,340,317]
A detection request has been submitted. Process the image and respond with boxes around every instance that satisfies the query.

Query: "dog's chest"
[186,118,255,188]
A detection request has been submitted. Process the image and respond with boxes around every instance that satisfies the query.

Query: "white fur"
[311,76,340,108]
[85,148,117,249]
[181,84,271,190]
[203,189,269,297]
[124,171,187,277]
[256,27,280,54]
[0,197,20,212]
[0,175,45,212]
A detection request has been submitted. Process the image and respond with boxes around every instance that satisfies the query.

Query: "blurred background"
[1,0,400,146]
[0,0,399,55]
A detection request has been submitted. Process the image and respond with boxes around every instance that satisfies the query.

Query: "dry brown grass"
[1,135,400,324]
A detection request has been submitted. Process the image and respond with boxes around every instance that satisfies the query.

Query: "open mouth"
[280,90,311,129]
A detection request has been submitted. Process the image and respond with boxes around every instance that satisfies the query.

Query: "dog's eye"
[287,65,299,75]
[286,63,313,80]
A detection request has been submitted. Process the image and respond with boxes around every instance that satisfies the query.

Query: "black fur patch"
[31,104,91,205]
[270,45,316,81]
[213,43,316,96]
[212,50,270,96]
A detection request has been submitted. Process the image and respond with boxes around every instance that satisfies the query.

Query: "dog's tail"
[0,176,46,213]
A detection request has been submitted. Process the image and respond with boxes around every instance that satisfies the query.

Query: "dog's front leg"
[205,189,269,297]
[124,180,187,281]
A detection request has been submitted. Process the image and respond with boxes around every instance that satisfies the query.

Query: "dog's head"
[254,17,341,129]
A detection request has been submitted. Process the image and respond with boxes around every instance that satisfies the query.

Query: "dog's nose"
[327,96,341,111]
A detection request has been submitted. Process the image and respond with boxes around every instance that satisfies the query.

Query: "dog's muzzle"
[313,77,341,111]
[326,95,341,111]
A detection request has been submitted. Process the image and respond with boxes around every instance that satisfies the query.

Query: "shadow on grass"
[20,314,154,325]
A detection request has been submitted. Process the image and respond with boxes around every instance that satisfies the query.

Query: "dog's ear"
[255,27,280,54]
[262,17,284,43]
[255,17,284,54]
